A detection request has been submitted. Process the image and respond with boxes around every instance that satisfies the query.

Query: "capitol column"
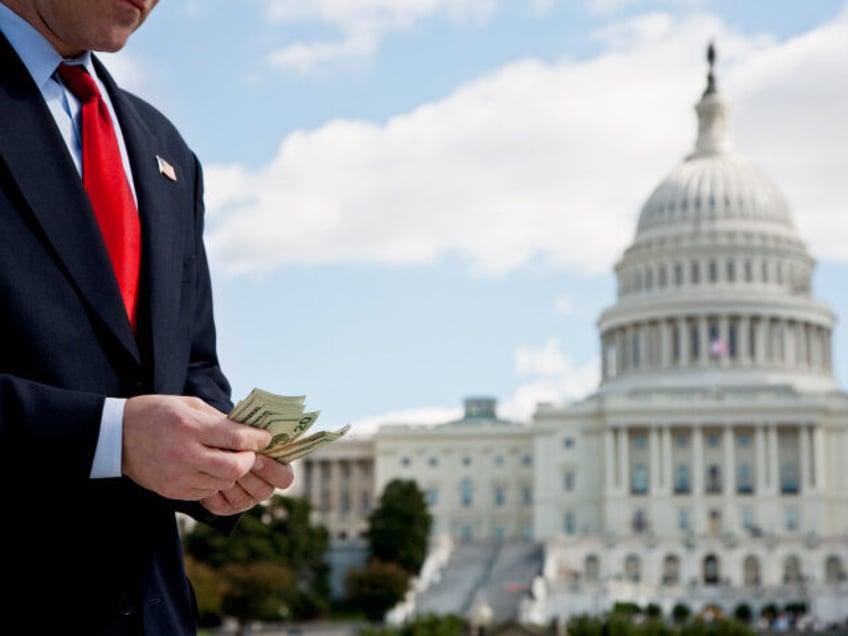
[813,424,826,490]
[755,425,768,493]
[662,426,673,496]
[692,425,704,496]
[618,428,630,494]
[615,328,626,375]
[782,318,793,366]
[723,425,735,496]
[719,316,730,367]
[799,424,811,493]
[698,316,709,366]
[605,428,617,492]
[310,459,323,512]
[660,319,672,369]
[767,424,780,492]
[650,426,661,493]
[755,318,767,366]
[738,315,750,366]
[678,317,689,366]
[794,322,805,368]
[639,322,649,369]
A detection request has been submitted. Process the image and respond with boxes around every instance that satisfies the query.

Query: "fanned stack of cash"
[228,388,350,463]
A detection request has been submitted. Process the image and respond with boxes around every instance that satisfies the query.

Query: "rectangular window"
[691,261,700,284]
[461,478,473,507]
[781,464,799,494]
[427,487,439,507]
[707,464,722,493]
[631,464,649,495]
[675,263,684,286]
[737,463,754,494]
[678,509,690,531]
[785,508,799,532]
[675,464,690,494]
[740,508,754,531]
[564,512,576,535]
[494,485,506,507]
[563,472,575,492]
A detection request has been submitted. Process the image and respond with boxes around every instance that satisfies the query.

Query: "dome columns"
[599,311,834,384]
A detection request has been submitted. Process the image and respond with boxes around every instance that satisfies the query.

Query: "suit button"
[118,593,137,616]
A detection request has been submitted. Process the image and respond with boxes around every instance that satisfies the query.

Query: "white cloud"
[503,337,600,420]
[205,10,848,278]
[265,0,495,74]
[347,405,464,437]
[344,337,599,434]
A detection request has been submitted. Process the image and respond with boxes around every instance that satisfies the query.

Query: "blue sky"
[106,0,848,434]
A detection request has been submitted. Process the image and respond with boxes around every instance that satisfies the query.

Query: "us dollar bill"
[228,388,349,462]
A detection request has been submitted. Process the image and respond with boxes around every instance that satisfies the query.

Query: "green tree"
[184,555,225,627]
[733,603,753,624]
[183,494,331,622]
[220,561,295,635]
[367,479,433,575]
[567,613,604,636]
[672,603,692,625]
[357,614,466,636]
[346,560,410,622]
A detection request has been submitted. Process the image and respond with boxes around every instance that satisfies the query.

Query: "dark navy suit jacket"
[0,32,234,634]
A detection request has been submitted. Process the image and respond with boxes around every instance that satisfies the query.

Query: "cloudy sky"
[107,0,848,435]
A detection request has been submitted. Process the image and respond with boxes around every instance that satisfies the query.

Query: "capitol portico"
[293,46,848,626]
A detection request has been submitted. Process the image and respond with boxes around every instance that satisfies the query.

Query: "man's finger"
[199,418,271,452]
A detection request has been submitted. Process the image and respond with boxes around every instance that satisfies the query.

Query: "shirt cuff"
[90,397,125,479]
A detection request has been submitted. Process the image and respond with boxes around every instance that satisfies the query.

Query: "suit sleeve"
[181,153,233,415]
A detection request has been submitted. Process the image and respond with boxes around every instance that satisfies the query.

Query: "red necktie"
[58,63,141,332]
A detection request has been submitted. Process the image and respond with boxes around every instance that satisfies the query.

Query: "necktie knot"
[58,63,100,104]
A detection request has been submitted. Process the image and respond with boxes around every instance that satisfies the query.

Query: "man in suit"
[0,1,295,633]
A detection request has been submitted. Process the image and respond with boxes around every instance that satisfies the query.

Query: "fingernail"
[254,458,265,470]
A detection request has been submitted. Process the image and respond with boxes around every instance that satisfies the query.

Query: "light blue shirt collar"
[0,3,94,88]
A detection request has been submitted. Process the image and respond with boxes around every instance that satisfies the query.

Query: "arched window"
[825,556,844,584]
[585,555,600,583]
[743,555,760,587]
[662,555,680,586]
[784,555,803,584]
[703,554,720,585]
[625,554,641,583]
[783,554,803,583]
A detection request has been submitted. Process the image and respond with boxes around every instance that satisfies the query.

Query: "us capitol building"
[290,48,848,626]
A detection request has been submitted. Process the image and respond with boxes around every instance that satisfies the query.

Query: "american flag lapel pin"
[156,155,177,182]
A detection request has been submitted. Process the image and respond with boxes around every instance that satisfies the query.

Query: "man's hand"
[200,455,295,516]
[122,394,272,501]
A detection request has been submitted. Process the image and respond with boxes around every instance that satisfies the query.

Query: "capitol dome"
[596,45,837,394]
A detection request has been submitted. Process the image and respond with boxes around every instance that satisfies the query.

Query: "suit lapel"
[94,57,184,387]
[0,34,140,362]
